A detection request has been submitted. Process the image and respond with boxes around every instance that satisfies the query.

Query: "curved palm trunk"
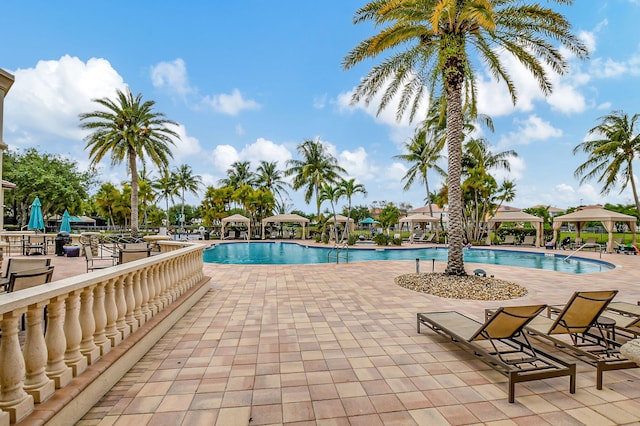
[425,177,434,217]
[444,64,466,276]
[129,150,139,236]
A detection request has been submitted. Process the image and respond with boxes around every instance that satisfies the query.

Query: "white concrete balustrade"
[0,241,207,424]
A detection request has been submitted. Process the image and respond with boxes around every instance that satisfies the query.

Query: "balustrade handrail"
[0,240,208,424]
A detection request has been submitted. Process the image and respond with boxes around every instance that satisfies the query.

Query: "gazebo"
[221,214,251,239]
[486,211,544,247]
[552,208,637,253]
[261,214,310,240]
[399,214,440,243]
[326,214,355,238]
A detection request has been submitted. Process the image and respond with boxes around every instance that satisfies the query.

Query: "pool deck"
[55,242,640,425]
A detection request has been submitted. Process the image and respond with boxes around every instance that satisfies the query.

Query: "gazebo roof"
[488,211,543,224]
[221,214,250,224]
[399,214,439,223]
[326,214,354,223]
[553,208,637,223]
[262,214,310,224]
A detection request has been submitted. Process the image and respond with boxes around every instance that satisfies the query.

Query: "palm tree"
[343,0,588,275]
[80,88,178,236]
[220,161,254,189]
[320,184,343,243]
[151,168,177,227]
[574,111,640,214]
[338,178,367,240]
[394,126,446,217]
[95,182,120,230]
[286,139,346,221]
[255,161,290,211]
[172,164,202,231]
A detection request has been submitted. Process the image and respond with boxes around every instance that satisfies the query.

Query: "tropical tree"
[319,184,343,242]
[172,164,202,231]
[338,178,367,240]
[286,139,346,221]
[94,182,121,229]
[343,0,588,275]
[151,168,177,226]
[573,111,640,215]
[220,161,254,189]
[394,125,446,217]
[255,161,290,211]
[79,88,179,235]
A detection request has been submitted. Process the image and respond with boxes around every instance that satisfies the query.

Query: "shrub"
[347,234,358,246]
[373,233,390,246]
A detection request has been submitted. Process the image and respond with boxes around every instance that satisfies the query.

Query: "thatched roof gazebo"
[552,208,637,253]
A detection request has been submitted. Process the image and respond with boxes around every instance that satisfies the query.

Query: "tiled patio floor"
[58,245,640,425]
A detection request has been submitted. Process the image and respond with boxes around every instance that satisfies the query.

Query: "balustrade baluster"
[64,291,87,376]
[0,310,34,423]
[92,283,110,355]
[45,297,72,388]
[23,302,55,403]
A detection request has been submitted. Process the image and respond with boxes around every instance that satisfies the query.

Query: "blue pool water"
[202,242,614,273]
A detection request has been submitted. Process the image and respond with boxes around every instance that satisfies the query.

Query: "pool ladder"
[328,242,349,264]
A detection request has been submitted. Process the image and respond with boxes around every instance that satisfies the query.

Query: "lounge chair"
[0,257,52,291]
[524,290,637,389]
[118,247,151,264]
[501,235,516,245]
[417,305,576,403]
[604,302,640,338]
[414,233,435,244]
[521,235,535,246]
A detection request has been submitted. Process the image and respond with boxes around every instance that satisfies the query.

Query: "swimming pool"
[202,242,614,273]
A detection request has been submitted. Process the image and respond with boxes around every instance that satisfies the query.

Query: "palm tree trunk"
[425,178,434,218]
[444,74,466,276]
[129,150,139,236]
[629,161,640,216]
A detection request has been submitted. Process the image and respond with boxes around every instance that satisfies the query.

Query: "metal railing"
[327,242,349,264]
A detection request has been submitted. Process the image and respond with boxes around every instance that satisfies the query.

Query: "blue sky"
[2,1,640,214]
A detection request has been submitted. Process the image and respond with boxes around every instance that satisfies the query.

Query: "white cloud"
[5,55,126,146]
[597,101,612,110]
[493,155,525,182]
[211,144,240,172]
[338,147,377,181]
[150,58,192,98]
[202,88,261,116]
[209,138,292,175]
[167,123,202,162]
[313,94,327,109]
[497,115,563,148]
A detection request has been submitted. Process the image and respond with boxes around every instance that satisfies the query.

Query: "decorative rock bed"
[395,272,527,301]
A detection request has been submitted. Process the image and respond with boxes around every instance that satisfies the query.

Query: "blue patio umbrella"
[60,209,72,233]
[359,217,380,225]
[27,197,45,231]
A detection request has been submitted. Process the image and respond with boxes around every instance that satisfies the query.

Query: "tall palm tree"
[574,111,640,214]
[172,164,202,231]
[343,0,588,275]
[338,178,367,240]
[286,139,346,221]
[80,88,178,235]
[151,168,177,227]
[255,161,290,211]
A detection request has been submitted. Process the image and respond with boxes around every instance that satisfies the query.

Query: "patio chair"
[6,266,54,293]
[603,302,640,338]
[118,247,151,264]
[84,245,114,273]
[22,235,47,256]
[0,257,52,291]
[501,235,516,245]
[414,233,435,244]
[524,290,638,389]
[417,305,576,403]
